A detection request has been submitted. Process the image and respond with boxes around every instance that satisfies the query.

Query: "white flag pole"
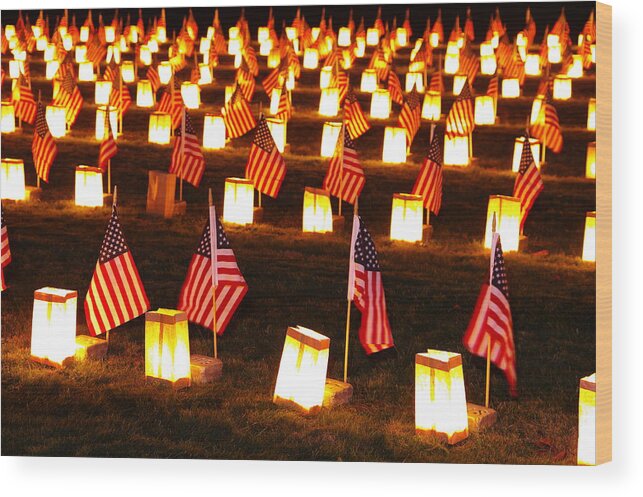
[208,188,218,359]
[344,199,359,383]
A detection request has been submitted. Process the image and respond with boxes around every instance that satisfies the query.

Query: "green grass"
[0,47,595,463]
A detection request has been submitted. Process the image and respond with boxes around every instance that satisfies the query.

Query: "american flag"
[98,109,117,171]
[429,70,444,93]
[398,88,422,147]
[262,66,285,97]
[387,68,403,105]
[87,35,107,66]
[109,84,132,116]
[539,26,550,63]
[459,43,480,85]
[412,127,443,215]
[445,79,475,137]
[530,89,563,153]
[236,59,256,102]
[53,68,83,126]
[513,135,544,233]
[487,74,499,101]
[464,11,475,41]
[348,215,394,355]
[331,69,349,104]
[158,81,184,129]
[178,213,248,335]
[12,79,37,125]
[104,61,118,82]
[275,83,292,121]
[32,102,57,183]
[169,109,206,188]
[1,209,11,292]
[463,231,517,397]
[323,126,365,205]
[84,205,150,336]
[344,87,370,140]
[503,45,526,85]
[245,114,286,198]
[243,44,259,76]
[223,84,256,139]
[146,65,161,93]
[496,36,514,70]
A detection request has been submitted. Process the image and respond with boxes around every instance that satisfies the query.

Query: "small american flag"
[12,79,37,125]
[539,26,550,63]
[109,84,132,116]
[530,89,563,153]
[178,213,248,335]
[464,11,475,40]
[243,43,259,76]
[98,109,117,171]
[146,65,161,93]
[398,88,422,147]
[262,66,285,97]
[275,83,292,121]
[429,70,443,93]
[331,69,349,105]
[84,205,150,336]
[412,127,443,215]
[487,74,499,101]
[459,43,480,85]
[32,102,57,183]
[513,135,544,233]
[53,68,83,126]
[387,68,404,105]
[1,209,11,292]
[157,81,184,129]
[223,84,256,139]
[245,114,286,198]
[348,215,394,355]
[236,59,256,102]
[463,231,517,397]
[323,126,365,205]
[87,35,107,66]
[344,87,370,140]
[169,109,206,188]
[445,79,475,138]
[104,61,118,82]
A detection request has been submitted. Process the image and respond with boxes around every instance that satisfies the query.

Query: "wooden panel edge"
[596,1,612,465]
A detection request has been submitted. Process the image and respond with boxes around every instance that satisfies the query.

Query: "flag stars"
[254,116,276,152]
[98,208,130,263]
[492,240,509,298]
[354,217,381,272]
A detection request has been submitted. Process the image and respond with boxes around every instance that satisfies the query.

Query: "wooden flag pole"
[106,104,112,195]
[485,211,497,408]
[343,199,358,383]
[179,107,185,202]
[106,186,118,345]
[209,188,218,360]
[338,122,345,217]
[118,68,123,135]
[36,90,42,189]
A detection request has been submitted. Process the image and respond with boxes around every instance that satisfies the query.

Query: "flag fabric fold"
[169,109,206,188]
[178,215,248,335]
[245,114,286,198]
[84,205,150,336]
[32,101,58,183]
[513,135,544,233]
[412,127,443,215]
[463,232,517,397]
[323,126,365,205]
[348,215,395,355]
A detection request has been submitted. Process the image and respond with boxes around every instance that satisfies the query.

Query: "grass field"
[1,37,595,463]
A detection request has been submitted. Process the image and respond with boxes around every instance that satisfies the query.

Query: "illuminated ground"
[1,18,595,462]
